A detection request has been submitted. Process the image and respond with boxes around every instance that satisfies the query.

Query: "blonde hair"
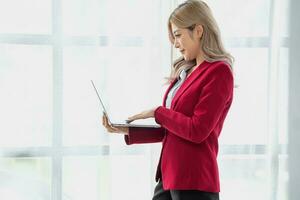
[167,0,234,82]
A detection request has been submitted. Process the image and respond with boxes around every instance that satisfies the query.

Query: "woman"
[102,0,234,199]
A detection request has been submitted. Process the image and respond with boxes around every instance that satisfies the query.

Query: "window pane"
[0,44,52,147]
[278,0,289,37]
[62,46,108,146]
[0,157,51,200]
[220,48,269,145]
[0,0,51,34]
[191,0,271,37]
[278,48,288,145]
[278,155,288,200]
[110,155,151,200]
[62,46,162,146]
[63,155,151,200]
[63,156,106,200]
[62,0,106,36]
[219,156,268,200]
[63,0,155,36]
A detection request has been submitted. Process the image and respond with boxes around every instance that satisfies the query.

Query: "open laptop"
[91,80,161,128]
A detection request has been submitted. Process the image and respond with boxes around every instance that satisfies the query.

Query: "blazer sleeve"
[154,63,234,144]
[124,127,165,145]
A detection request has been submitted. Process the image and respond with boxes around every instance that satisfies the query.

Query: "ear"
[194,24,203,39]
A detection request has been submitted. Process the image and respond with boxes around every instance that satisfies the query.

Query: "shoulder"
[206,61,232,75]
[199,60,234,92]
[203,60,233,81]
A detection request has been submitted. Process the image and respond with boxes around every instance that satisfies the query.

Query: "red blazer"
[124,60,234,192]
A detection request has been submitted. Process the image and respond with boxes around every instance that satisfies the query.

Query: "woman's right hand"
[102,113,129,135]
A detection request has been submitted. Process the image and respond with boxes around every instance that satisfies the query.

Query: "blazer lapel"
[171,61,209,109]
[163,79,177,107]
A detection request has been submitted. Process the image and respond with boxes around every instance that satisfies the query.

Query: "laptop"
[91,80,161,128]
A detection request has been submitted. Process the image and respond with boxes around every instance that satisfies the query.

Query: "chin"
[183,56,191,61]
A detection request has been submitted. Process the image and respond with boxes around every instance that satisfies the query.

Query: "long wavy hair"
[167,0,234,83]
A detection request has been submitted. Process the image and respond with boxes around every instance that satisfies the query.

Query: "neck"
[186,53,205,77]
[196,51,205,66]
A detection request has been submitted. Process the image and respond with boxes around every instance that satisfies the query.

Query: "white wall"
[288,0,300,200]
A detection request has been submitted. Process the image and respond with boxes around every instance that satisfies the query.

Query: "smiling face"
[171,23,203,62]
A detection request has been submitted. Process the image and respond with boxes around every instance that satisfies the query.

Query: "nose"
[173,39,180,49]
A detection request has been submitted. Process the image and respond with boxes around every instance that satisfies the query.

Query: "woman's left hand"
[126,107,158,123]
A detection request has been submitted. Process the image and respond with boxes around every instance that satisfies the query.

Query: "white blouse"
[165,69,188,109]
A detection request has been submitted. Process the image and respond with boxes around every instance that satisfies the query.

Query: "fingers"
[102,114,109,127]
[108,126,120,133]
[127,113,145,122]
[102,114,120,133]
[125,119,133,123]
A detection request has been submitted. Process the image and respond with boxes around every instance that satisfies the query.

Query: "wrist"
[152,107,158,117]
[124,127,129,135]
[153,106,162,125]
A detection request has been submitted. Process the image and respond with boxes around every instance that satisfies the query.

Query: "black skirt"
[152,180,219,200]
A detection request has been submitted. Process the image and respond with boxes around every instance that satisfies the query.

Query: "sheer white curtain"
[0,0,290,200]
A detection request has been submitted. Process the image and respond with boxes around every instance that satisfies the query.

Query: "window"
[0,0,173,199]
[0,0,289,200]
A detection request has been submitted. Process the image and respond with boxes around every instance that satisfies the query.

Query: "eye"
[174,34,181,38]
